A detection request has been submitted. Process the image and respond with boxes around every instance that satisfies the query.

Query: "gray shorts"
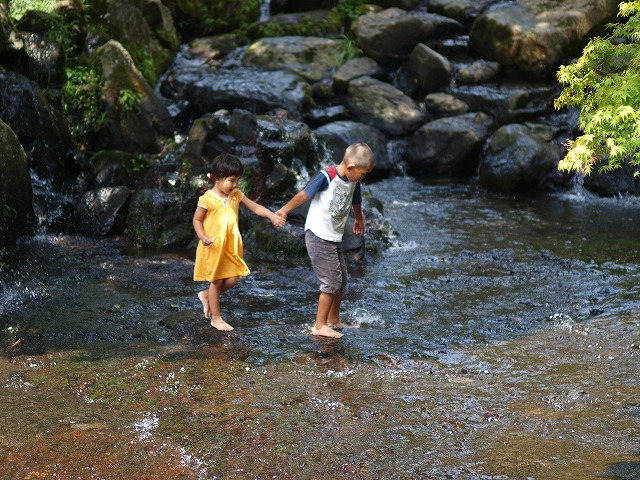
[305,229,348,294]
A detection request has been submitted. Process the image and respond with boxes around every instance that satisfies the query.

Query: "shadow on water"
[1,177,639,479]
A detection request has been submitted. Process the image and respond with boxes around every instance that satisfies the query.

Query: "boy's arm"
[240,195,285,228]
[275,190,311,220]
[352,203,365,235]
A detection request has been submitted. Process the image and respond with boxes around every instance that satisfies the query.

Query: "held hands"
[271,212,286,228]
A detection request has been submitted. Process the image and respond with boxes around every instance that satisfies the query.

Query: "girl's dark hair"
[210,154,243,180]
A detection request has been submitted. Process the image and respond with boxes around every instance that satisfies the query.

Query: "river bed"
[1,177,639,479]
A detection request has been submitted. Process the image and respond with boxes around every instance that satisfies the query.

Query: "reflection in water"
[1,178,639,478]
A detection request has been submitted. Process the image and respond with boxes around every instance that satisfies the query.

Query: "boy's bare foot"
[197,291,210,318]
[210,315,234,331]
[312,325,344,338]
[328,321,360,329]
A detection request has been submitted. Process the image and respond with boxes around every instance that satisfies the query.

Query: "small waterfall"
[260,0,271,21]
[30,171,76,235]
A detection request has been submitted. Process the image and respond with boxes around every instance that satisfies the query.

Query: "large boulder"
[75,186,131,237]
[313,120,395,179]
[347,76,426,137]
[407,112,496,177]
[94,40,175,153]
[105,0,175,80]
[582,163,640,197]
[351,8,463,65]
[469,0,620,80]
[127,189,194,249]
[449,83,558,124]
[478,123,569,192]
[430,0,501,26]
[242,36,344,83]
[0,71,73,188]
[407,43,453,94]
[333,57,384,94]
[162,65,312,119]
[0,119,32,246]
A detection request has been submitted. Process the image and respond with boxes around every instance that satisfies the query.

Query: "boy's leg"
[208,277,239,331]
[313,292,344,338]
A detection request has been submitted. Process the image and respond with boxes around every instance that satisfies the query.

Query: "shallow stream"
[1,177,638,479]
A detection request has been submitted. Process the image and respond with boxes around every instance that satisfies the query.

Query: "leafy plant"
[117,89,142,113]
[62,62,104,139]
[555,1,640,175]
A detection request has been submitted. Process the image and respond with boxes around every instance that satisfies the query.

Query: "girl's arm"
[240,196,285,228]
[193,207,214,245]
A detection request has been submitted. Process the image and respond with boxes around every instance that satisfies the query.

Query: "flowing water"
[1,177,639,479]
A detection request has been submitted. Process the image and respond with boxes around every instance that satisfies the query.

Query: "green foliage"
[335,0,368,23]
[8,0,56,21]
[62,62,105,140]
[555,1,640,175]
[117,89,142,113]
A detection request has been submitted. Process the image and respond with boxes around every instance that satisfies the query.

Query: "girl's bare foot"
[312,325,343,338]
[328,321,359,329]
[197,291,210,319]
[210,315,234,331]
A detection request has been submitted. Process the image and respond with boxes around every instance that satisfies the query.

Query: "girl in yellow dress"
[193,154,285,331]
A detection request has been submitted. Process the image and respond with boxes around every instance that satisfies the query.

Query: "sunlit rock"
[0,119,32,246]
[407,112,496,177]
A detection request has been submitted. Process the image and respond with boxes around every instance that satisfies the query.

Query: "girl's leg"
[208,277,239,331]
[198,290,210,318]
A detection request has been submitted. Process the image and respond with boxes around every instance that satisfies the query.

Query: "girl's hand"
[271,213,286,228]
[275,210,287,222]
[201,236,214,246]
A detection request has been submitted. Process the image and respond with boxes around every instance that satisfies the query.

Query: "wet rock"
[140,0,180,50]
[303,105,349,127]
[407,112,496,177]
[425,92,469,116]
[269,0,337,15]
[75,186,131,237]
[449,83,558,124]
[469,0,620,80]
[455,59,500,85]
[313,120,396,179]
[478,123,569,192]
[243,36,344,83]
[351,8,463,66]
[407,43,453,94]
[0,71,73,188]
[0,119,33,247]
[430,0,500,26]
[87,150,151,189]
[582,163,640,197]
[104,0,174,78]
[333,57,385,95]
[183,112,233,174]
[127,189,194,248]
[347,76,425,137]
[162,66,312,119]
[18,31,63,87]
[95,40,175,153]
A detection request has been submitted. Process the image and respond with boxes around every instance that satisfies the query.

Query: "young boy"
[276,143,375,338]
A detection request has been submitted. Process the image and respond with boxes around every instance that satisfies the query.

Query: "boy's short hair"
[343,143,374,169]
[210,153,244,179]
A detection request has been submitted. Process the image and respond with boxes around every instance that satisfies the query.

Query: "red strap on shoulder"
[325,165,337,180]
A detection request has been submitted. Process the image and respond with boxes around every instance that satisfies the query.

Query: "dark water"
[1,178,639,479]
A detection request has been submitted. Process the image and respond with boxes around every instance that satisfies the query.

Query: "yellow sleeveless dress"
[193,189,250,282]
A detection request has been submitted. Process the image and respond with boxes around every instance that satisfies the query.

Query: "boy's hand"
[271,213,286,228]
[275,210,287,222]
[353,218,365,235]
